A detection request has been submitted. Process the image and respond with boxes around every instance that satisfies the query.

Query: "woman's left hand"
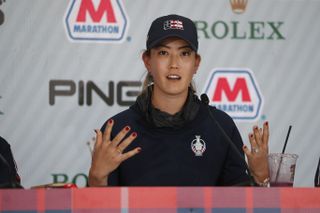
[243,121,269,184]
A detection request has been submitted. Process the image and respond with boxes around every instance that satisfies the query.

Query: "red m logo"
[212,77,251,102]
[76,0,116,23]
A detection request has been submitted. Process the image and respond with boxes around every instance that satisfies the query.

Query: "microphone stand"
[200,94,257,186]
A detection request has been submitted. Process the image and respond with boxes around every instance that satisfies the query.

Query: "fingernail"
[243,145,247,149]
[132,132,137,137]
[108,119,113,124]
[254,126,258,130]
[137,147,142,152]
[250,133,254,138]
[125,126,130,131]
[94,129,97,133]
[265,121,269,126]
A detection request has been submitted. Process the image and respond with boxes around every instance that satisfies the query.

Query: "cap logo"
[163,20,184,30]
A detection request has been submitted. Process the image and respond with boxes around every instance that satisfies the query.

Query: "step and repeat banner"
[0,0,319,187]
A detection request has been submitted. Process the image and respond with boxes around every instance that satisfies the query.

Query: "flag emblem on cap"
[163,20,184,30]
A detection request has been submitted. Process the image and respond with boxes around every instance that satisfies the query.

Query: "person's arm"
[0,136,22,188]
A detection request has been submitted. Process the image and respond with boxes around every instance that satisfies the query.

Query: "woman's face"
[143,37,201,98]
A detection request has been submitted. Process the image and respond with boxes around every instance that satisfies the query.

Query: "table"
[1,187,319,212]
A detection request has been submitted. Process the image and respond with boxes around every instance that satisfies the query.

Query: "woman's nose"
[169,54,179,69]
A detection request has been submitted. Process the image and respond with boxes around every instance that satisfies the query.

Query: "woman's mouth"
[167,74,181,80]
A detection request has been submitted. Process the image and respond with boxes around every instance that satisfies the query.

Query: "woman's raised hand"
[243,121,270,185]
[88,119,141,186]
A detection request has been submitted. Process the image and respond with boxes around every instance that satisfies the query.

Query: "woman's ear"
[142,52,151,71]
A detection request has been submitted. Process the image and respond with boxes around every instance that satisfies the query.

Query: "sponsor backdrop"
[0,0,319,187]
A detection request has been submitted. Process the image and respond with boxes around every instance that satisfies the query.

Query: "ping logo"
[202,68,263,121]
[64,0,129,42]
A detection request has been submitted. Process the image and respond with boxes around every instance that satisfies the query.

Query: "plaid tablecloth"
[1,187,319,212]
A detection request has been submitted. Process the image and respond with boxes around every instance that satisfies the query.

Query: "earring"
[147,82,154,87]
[147,73,154,87]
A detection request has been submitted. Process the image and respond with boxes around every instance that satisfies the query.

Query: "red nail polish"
[137,147,142,152]
[94,129,97,133]
[108,119,113,124]
[125,126,130,131]
[132,132,137,137]
[243,145,247,149]
[265,121,269,126]
[254,126,258,130]
[250,134,254,138]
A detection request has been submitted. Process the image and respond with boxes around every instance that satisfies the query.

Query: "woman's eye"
[158,50,168,55]
[181,51,191,56]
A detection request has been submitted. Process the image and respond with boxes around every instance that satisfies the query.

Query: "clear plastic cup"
[268,153,298,187]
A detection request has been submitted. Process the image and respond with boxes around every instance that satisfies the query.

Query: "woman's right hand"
[88,119,141,186]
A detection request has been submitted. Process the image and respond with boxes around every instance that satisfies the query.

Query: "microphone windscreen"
[200,94,209,105]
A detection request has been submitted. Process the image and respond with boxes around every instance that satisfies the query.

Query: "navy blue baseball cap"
[146,14,198,52]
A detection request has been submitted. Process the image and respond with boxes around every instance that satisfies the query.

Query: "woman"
[88,14,269,186]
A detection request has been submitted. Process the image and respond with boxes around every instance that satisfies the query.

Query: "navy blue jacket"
[0,136,21,188]
[102,102,251,186]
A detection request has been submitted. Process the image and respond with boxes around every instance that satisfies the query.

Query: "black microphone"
[0,153,23,188]
[200,94,256,186]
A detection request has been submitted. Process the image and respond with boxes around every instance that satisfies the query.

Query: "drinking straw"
[274,125,292,184]
[282,125,292,154]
